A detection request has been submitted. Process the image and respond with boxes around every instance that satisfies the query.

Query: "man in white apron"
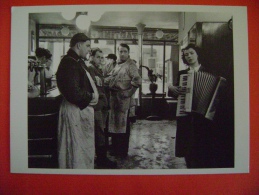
[56,33,98,169]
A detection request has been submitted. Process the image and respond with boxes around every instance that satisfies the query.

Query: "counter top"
[28,85,61,99]
[28,86,63,115]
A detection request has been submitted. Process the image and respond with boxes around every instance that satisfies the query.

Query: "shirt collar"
[90,61,103,73]
[189,64,201,72]
[118,56,131,64]
[67,49,81,61]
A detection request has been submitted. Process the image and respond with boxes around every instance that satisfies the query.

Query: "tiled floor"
[107,120,187,169]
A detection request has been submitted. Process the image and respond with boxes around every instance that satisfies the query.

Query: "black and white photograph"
[10,5,249,175]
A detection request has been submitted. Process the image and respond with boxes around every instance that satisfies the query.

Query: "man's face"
[36,56,47,65]
[100,55,106,65]
[118,46,129,61]
[79,40,91,59]
[92,51,103,67]
[45,59,52,68]
[107,58,114,64]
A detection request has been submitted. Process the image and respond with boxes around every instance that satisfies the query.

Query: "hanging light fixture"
[61,12,76,20]
[75,12,91,30]
[155,29,164,39]
[61,26,70,36]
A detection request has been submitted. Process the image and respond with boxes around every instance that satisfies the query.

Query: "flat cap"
[70,33,90,47]
[105,54,117,61]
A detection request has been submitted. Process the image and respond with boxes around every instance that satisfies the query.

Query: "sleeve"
[86,66,97,83]
[175,70,186,86]
[129,63,142,88]
[102,64,108,77]
[44,68,54,79]
[56,59,93,110]
[175,72,181,86]
[28,69,36,86]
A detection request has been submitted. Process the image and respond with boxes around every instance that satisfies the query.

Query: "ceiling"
[30,11,179,30]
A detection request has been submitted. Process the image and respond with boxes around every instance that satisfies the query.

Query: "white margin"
[10,5,249,175]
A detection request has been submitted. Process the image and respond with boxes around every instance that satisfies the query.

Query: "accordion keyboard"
[175,71,226,120]
[176,74,188,117]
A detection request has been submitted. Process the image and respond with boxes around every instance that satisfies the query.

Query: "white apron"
[58,66,99,169]
[58,100,95,169]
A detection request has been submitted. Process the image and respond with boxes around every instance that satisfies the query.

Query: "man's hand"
[118,86,138,99]
[89,92,99,106]
[118,91,130,99]
[95,76,102,86]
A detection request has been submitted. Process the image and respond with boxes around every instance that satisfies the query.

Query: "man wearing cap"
[87,49,117,169]
[103,54,117,77]
[56,33,99,169]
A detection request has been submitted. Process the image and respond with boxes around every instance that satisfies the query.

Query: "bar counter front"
[28,87,63,168]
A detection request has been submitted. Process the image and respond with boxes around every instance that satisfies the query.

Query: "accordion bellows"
[176,71,226,120]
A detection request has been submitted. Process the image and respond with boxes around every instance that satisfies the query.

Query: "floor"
[106,119,187,169]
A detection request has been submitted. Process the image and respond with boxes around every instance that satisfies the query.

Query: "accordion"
[176,71,226,120]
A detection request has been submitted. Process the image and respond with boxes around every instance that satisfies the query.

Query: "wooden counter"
[137,93,177,120]
[28,87,63,168]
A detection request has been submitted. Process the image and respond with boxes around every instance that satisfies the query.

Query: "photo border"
[10,4,249,175]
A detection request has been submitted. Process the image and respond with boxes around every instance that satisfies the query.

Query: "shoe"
[129,116,136,123]
[109,150,128,158]
[117,153,128,159]
[96,157,117,169]
[109,150,117,156]
[109,151,128,158]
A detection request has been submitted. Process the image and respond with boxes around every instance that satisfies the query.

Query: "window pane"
[165,45,172,97]
[141,45,164,95]
[64,39,70,56]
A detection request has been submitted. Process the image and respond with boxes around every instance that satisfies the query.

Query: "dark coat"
[87,62,108,111]
[56,49,93,110]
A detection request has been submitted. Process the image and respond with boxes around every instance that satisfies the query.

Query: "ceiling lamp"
[155,30,164,39]
[61,26,70,36]
[61,12,76,20]
[87,11,104,22]
[76,13,91,30]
